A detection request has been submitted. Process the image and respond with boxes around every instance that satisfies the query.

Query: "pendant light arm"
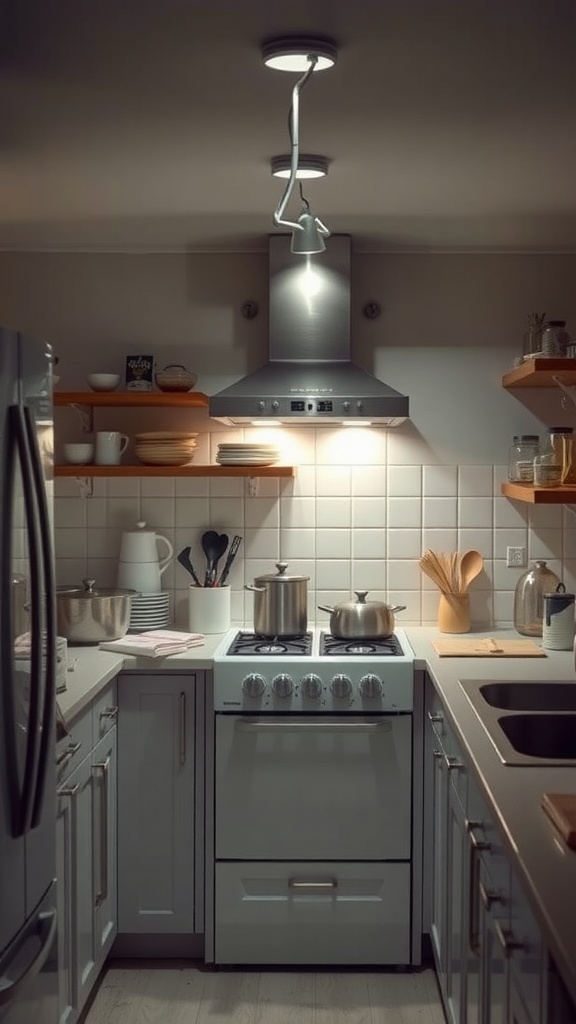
[273,57,317,231]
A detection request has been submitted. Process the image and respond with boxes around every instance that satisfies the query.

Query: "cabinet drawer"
[56,707,91,782]
[92,681,118,744]
[215,861,411,965]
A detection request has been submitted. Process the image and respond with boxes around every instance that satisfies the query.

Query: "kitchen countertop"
[56,624,576,1006]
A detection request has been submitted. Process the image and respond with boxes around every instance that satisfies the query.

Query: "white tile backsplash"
[53,434,576,630]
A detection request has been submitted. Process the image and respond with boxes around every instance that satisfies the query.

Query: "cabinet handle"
[466,821,489,955]
[92,758,109,908]
[479,880,503,911]
[428,711,444,723]
[99,706,118,721]
[179,692,186,766]
[56,741,82,768]
[446,756,465,772]
[494,921,524,958]
[57,783,79,798]
[433,749,444,760]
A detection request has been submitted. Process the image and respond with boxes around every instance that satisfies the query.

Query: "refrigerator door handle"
[23,404,56,830]
[9,405,45,836]
[0,906,57,1007]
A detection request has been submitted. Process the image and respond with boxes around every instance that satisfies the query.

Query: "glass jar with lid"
[508,435,540,482]
[541,320,571,356]
[514,559,562,636]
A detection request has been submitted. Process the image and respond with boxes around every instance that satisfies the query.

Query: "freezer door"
[0,880,58,1024]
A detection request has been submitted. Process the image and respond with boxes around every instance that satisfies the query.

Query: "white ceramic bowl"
[63,443,94,465]
[87,373,120,392]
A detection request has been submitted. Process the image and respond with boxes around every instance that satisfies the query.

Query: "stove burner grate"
[320,633,404,657]
[227,631,313,656]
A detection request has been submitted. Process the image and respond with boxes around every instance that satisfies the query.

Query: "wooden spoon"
[458,549,484,592]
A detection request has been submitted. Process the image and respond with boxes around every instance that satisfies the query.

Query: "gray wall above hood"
[209,235,409,425]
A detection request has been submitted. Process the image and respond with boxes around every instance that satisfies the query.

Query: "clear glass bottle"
[533,430,563,487]
[514,559,562,636]
[508,435,539,482]
[548,426,574,484]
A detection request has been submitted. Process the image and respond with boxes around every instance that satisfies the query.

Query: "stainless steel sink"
[459,678,576,765]
[477,681,576,712]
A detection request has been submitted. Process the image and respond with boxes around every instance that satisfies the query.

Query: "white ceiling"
[1,0,575,252]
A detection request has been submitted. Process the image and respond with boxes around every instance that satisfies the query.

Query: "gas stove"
[212,627,414,713]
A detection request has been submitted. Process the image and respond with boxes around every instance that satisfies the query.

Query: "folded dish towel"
[99,630,205,658]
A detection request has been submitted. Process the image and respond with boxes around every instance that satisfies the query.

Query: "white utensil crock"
[188,585,230,634]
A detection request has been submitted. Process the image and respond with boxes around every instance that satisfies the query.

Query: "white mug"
[95,431,129,466]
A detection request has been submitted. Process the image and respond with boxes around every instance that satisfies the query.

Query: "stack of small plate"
[128,592,170,632]
[216,442,280,466]
[135,431,198,466]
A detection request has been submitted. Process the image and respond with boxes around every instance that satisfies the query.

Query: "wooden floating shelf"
[501,482,576,504]
[502,359,576,389]
[54,464,296,478]
[54,390,210,408]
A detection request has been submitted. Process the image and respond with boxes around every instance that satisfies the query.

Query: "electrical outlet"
[507,546,526,568]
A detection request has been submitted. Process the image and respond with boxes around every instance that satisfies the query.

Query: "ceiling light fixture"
[261,35,337,73]
[270,154,329,179]
[263,36,336,255]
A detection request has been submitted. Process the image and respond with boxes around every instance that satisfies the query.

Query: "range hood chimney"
[209,235,409,425]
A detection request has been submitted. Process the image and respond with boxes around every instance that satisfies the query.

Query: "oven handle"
[288,878,338,890]
[235,720,392,733]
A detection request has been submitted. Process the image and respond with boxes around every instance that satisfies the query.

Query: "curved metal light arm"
[273,56,317,231]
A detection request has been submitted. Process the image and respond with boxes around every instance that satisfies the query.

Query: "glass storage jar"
[533,430,563,487]
[541,320,570,356]
[514,559,562,636]
[508,435,540,482]
[548,426,575,484]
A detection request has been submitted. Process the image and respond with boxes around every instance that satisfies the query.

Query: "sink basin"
[459,679,576,765]
[479,681,576,712]
[498,713,576,759]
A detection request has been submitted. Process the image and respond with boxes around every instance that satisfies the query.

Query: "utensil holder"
[188,584,230,634]
[438,593,470,634]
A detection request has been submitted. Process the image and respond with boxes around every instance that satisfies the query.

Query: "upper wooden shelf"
[54,464,296,479]
[54,390,210,408]
[501,482,576,504]
[502,358,576,389]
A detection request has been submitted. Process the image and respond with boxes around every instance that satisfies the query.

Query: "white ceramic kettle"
[117,521,174,593]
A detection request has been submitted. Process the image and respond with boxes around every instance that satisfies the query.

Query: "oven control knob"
[242,673,266,698]
[272,673,293,698]
[331,674,353,698]
[360,673,383,698]
[301,674,323,699]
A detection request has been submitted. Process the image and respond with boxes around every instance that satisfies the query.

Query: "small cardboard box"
[125,355,153,391]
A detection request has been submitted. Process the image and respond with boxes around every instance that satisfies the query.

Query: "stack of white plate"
[216,442,280,466]
[135,431,198,466]
[129,592,170,632]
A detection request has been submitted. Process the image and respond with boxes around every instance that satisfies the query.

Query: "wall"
[1,249,575,630]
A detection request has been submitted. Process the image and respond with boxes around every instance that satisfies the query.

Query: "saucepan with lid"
[246,562,309,636]
[318,591,406,639]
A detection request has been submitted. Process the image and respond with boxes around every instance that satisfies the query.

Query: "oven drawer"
[214,861,411,965]
[215,713,412,860]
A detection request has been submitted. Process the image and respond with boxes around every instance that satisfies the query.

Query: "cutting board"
[541,793,576,849]
[432,637,546,657]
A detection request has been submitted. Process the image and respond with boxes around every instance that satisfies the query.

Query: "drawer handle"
[428,711,444,723]
[100,706,118,721]
[56,741,82,768]
[236,720,391,733]
[288,878,337,890]
[479,880,503,911]
[57,783,79,799]
[494,921,525,957]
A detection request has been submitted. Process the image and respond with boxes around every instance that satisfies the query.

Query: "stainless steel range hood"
[209,234,409,425]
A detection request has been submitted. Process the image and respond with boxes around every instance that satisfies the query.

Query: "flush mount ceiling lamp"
[270,154,329,179]
[261,35,337,73]
[264,36,336,254]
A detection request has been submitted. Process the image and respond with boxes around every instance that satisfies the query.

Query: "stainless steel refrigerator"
[0,329,58,1023]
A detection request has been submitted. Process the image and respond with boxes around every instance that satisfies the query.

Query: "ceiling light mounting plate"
[261,35,337,72]
[271,154,329,179]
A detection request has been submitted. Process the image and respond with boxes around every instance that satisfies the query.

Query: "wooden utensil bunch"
[419,549,482,595]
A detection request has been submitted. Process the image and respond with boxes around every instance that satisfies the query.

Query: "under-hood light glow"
[251,419,281,427]
[342,420,373,427]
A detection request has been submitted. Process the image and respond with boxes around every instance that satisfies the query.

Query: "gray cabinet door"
[117,675,196,934]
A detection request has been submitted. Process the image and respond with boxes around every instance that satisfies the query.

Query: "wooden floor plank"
[257,970,315,1024]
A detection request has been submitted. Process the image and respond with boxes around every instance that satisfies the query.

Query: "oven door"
[215,714,412,860]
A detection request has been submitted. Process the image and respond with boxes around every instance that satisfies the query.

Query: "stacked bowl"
[135,431,198,466]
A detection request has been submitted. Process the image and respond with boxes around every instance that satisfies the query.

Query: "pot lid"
[56,578,135,598]
[254,561,310,583]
